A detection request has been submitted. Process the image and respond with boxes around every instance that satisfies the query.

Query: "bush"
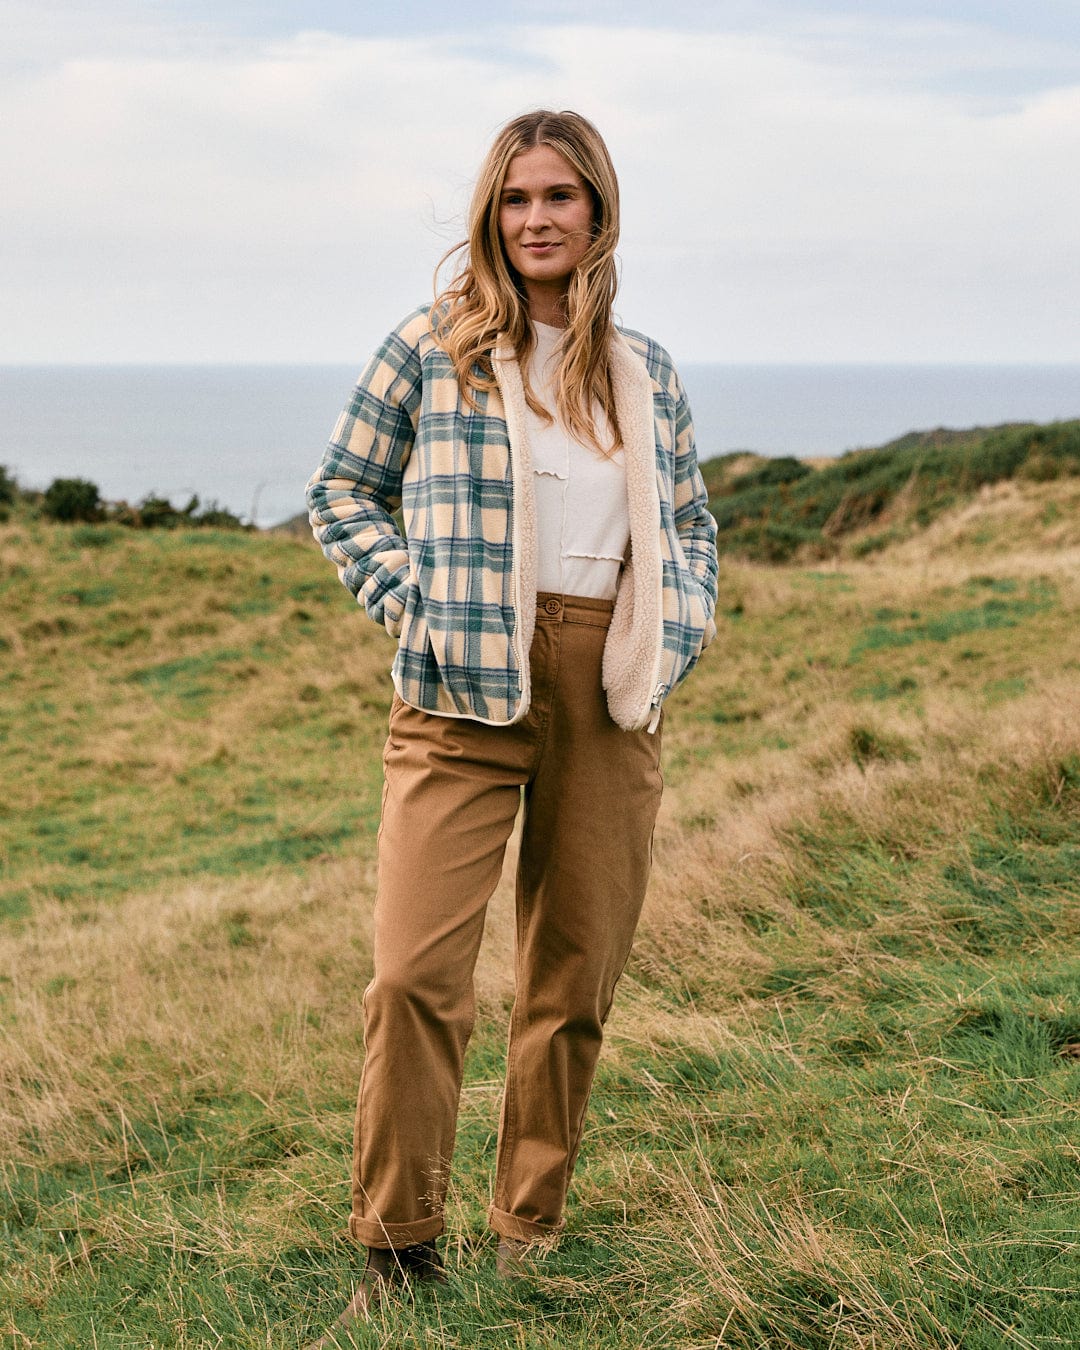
[136,494,184,529]
[190,503,247,530]
[727,457,811,493]
[42,477,102,523]
[132,493,247,531]
[5,472,249,532]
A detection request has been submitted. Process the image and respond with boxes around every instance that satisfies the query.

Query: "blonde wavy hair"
[432,109,622,454]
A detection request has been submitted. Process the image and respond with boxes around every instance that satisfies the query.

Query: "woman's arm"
[671,372,720,647]
[305,316,425,638]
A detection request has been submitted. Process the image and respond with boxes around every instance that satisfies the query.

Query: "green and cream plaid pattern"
[306,306,718,727]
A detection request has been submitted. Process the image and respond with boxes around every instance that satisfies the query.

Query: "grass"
[1,468,1079,1348]
[0,522,389,909]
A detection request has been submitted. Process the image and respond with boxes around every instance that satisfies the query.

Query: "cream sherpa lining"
[492,348,538,724]
[495,333,665,733]
[602,334,665,730]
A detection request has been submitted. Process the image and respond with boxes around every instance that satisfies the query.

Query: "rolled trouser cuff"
[348,1212,445,1249]
[487,1204,564,1243]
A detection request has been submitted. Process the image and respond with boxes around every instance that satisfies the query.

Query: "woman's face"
[497,143,595,323]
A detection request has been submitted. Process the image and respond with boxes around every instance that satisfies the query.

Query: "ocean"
[1,364,1077,528]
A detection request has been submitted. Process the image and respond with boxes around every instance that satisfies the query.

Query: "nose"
[524,197,550,232]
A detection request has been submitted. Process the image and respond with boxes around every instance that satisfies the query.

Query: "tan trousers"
[349,593,664,1248]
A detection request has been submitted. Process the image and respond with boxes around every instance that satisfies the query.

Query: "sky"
[2,1,1079,365]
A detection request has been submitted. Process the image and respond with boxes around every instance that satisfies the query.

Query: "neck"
[523,281,569,328]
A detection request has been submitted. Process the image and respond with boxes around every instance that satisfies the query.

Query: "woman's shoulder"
[382,304,440,348]
[615,323,682,393]
[360,304,450,376]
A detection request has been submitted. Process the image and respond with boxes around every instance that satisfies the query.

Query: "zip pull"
[646,683,666,734]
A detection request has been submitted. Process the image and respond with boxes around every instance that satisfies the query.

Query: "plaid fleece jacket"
[306,306,718,730]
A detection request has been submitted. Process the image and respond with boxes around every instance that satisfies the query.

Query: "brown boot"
[495,1237,537,1280]
[400,1240,448,1284]
[305,1243,446,1347]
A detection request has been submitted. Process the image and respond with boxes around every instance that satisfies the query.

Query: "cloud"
[1,13,1078,361]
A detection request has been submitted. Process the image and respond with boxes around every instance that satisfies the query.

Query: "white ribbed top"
[524,321,630,600]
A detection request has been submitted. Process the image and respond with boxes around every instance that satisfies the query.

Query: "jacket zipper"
[641,500,667,732]
[499,356,529,716]
[646,683,666,734]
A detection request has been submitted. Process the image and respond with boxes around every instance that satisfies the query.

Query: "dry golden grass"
[1,862,365,1159]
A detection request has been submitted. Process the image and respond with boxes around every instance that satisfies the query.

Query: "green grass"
[0,524,389,913]
[848,581,1056,659]
[1,477,1079,1347]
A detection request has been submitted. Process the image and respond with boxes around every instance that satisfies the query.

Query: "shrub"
[727,456,812,493]
[136,494,183,528]
[42,477,103,523]
[131,493,247,531]
[187,500,247,531]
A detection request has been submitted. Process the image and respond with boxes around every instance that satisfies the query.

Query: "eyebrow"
[501,182,582,196]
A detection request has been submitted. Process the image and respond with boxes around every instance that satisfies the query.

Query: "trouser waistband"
[535,591,614,627]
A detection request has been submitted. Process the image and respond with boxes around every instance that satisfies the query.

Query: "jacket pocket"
[658,558,714,696]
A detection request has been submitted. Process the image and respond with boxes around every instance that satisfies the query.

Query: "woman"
[305,109,718,1331]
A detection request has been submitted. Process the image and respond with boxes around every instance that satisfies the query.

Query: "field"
[1,469,1079,1348]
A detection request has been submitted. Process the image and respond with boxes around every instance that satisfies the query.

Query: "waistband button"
[544,598,561,615]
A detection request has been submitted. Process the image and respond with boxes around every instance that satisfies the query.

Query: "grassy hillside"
[703,419,1080,562]
[1,470,1079,1348]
